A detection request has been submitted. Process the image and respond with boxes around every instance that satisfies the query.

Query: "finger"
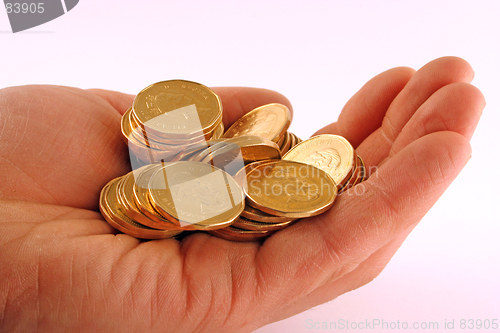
[254,131,471,311]
[357,56,474,167]
[87,89,135,116]
[389,82,485,157]
[211,87,293,128]
[314,67,415,147]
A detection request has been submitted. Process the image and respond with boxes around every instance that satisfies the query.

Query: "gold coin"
[194,136,281,173]
[130,106,223,144]
[99,178,182,239]
[119,169,182,230]
[133,80,222,139]
[199,143,246,176]
[233,216,297,231]
[222,103,291,143]
[233,159,280,193]
[148,161,245,230]
[122,109,181,163]
[131,111,222,146]
[129,153,151,170]
[288,131,297,151]
[244,160,337,218]
[126,138,179,164]
[131,163,182,226]
[170,140,218,162]
[180,148,211,162]
[342,155,365,191]
[132,163,173,220]
[122,108,160,150]
[207,225,273,242]
[357,155,367,184]
[283,134,355,189]
[191,141,231,162]
[279,131,293,155]
[221,136,282,162]
[172,137,233,162]
[352,155,364,186]
[294,133,303,144]
[222,135,281,160]
[353,158,363,185]
[212,121,224,139]
[126,107,170,147]
[127,108,209,151]
[275,130,286,147]
[115,172,154,227]
[241,205,295,223]
[240,141,281,162]
[120,107,134,143]
[339,151,361,193]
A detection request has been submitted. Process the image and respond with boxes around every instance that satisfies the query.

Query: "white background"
[1,1,499,332]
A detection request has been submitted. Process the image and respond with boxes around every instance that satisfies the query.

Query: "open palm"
[0,57,484,332]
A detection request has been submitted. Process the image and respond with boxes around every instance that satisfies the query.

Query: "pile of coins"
[100,162,244,239]
[121,80,224,163]
[100,80,366,241]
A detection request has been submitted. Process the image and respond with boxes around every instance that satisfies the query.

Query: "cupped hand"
[0,57,485,332]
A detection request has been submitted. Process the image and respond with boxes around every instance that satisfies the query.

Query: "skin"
[0,57,485,332]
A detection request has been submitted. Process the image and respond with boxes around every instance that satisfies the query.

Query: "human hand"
[0,56,484,332]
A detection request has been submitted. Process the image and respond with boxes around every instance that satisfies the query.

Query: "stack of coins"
[100,177,183,240]
[121,80,224,163]
[100,161,246,239]
[278,131,303,156]
[100,80,367,242]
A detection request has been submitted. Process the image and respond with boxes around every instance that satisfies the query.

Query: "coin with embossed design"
[244,160,337,218]
[283,134,356,189]
[133,80,222,139]
[222,103,291,143]
[148,161,245,230]
[233,159,279,193]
